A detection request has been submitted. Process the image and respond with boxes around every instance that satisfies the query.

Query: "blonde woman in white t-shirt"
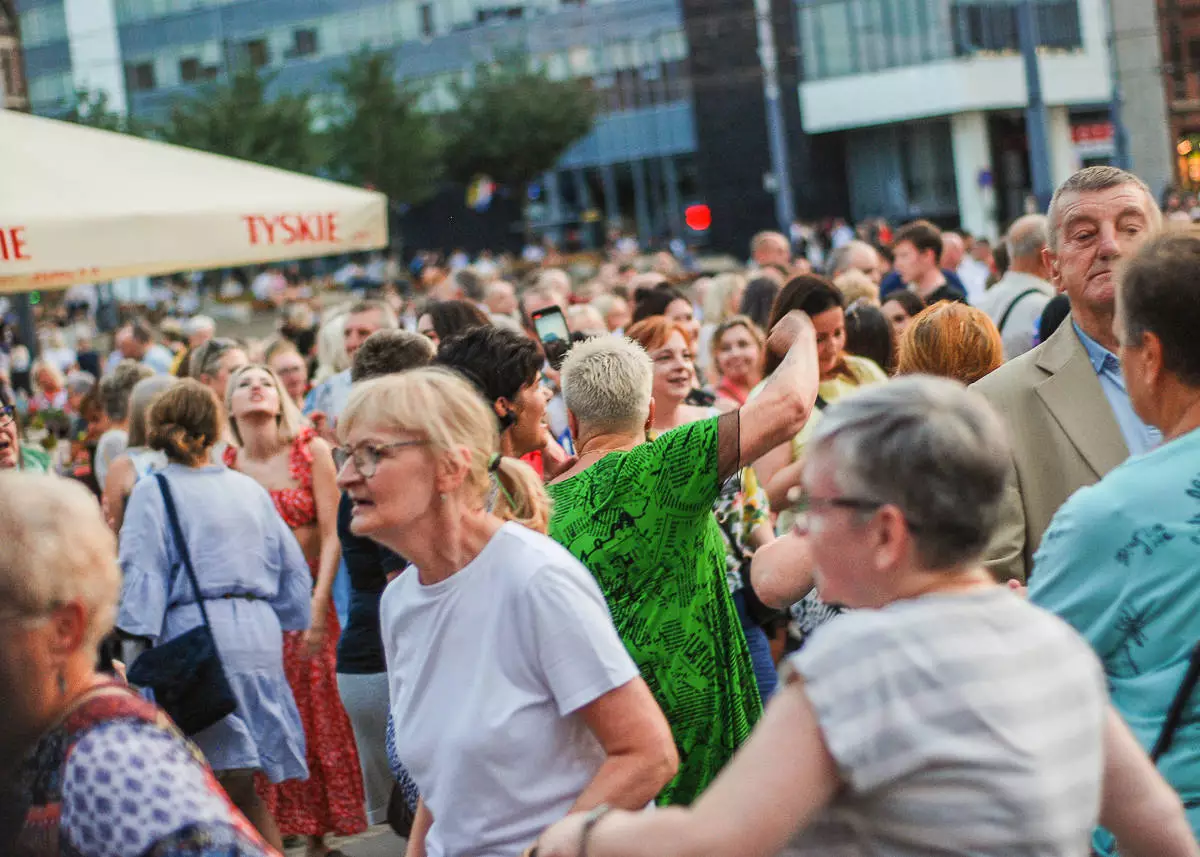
[337,367,677,857]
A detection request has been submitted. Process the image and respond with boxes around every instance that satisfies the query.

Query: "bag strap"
[1150,641,1200,762]
[997,287,1044,333]
[154,473,215,633]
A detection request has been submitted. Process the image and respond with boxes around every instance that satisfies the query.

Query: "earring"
[56,669,67,697]
[440,493,448,504]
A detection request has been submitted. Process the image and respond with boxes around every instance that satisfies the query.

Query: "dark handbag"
[126,473,237,736]
[717,511,782,629]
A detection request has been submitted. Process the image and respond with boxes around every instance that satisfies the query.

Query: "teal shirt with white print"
[1030,427,1200,854]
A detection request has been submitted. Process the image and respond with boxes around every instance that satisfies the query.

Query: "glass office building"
[16,0,701,246]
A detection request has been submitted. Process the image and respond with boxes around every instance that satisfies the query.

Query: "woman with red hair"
[896,301,1004,385]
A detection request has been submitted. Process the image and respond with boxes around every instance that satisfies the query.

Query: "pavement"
[285,826,406,857]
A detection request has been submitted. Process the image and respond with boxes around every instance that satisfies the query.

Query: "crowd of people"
[1,164,1199,857]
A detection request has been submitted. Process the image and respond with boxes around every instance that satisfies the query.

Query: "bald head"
[1005,215,1049,267]
[940,232,966,270]
[831,240,884,284]
[751,231,791,269]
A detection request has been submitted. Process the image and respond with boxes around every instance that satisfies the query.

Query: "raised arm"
[720,312,818,482]
[750,529,815,610]
[1099,706,1199,857]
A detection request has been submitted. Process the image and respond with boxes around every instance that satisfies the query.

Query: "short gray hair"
[100,359,155,422]
[184,315,216,337]
[807,376,1010,569]
[1046,166,1160,250]
[127,375,177,447]
[0,473,120,650]
[560,335,653,434]
[1005,214,1049,260]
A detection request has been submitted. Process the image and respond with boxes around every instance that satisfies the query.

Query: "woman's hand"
[766,310,816,358]
[536,813,590,857]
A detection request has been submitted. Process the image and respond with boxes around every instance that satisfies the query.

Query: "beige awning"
[0,110,388,293]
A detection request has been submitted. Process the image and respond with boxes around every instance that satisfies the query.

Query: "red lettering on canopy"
[0,227,31,261]
[241,213,341,247]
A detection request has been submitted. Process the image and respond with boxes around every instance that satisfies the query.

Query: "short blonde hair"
[833,269,880,306]
[0,473,120,651]
[340,368,549,533]
[560,335,653,435]
[225,364,304,447]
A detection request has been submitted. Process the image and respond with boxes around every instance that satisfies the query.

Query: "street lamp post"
[754,0,797,233]
[1016,0,1054,212]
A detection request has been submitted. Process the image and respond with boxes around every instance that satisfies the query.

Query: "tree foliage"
[441,58,599,189]
[64,88,144,135]
[160,68,324,174]
[325,50,442,205]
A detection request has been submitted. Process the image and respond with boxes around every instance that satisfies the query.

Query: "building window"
[420,3,435,39]
[179,57,201,83]
[126,62,156,92]
[293,28,318,57]
[244,38,270,68]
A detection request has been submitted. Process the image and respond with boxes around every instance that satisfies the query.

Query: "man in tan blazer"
[972,167,1162,582]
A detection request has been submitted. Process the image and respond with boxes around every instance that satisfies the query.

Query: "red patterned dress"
[225,427,367,838]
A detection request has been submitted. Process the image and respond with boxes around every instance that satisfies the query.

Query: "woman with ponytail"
[337,368,677,857]
[116,379,313,850]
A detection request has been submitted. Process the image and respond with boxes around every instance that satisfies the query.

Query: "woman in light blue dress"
[116,379,312,851]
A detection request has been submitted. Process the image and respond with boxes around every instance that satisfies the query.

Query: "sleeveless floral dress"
[225,428,367,838]
[8,681,273,857]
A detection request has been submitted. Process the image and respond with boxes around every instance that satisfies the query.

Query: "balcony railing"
[797,0,1082,81]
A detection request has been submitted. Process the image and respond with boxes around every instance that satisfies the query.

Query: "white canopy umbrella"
[0,110,388,294]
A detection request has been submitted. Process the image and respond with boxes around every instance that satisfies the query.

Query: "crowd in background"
[2,165,1200,857]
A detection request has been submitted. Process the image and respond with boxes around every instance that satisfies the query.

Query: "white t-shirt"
[382,522,639,857]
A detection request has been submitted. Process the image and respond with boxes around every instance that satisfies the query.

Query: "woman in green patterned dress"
[547,311,819,805]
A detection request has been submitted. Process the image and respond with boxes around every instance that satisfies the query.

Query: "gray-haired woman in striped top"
[536,377,1197,857]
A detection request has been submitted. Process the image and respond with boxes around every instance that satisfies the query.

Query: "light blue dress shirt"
[1072,323,1162,456]
[1030,427,1200,855]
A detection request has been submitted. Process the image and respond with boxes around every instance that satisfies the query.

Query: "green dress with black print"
[547,416,763,805]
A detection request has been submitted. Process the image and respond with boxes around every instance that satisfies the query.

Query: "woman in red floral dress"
[224,364,366,857]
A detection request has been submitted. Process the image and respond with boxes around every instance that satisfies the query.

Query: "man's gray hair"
[1046,166,1160,250]
[1005,214,1049,260]
[184,315,216,337]
[827,240,877,277]
[560,335,653,435]
[347,299,399,330]
[808,376,1010,569]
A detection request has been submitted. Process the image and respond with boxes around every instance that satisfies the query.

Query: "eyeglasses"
[334,439,428,478]
[802,496,886,516]
[0,404,15,428]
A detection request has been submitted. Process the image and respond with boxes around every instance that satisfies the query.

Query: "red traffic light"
[685,204,712,232]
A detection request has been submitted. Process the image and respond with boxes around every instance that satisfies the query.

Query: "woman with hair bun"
[116,378,313,850]
[337,368,677,857]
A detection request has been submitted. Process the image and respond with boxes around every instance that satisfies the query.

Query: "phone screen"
[532,306,571,345]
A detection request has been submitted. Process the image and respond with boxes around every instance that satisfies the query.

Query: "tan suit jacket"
[970,318,1129,582]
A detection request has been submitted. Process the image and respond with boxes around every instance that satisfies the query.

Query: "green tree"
[326,50,443,206]
[64,88,144,135]
[441,57,599,192]
[160,68,324,174]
